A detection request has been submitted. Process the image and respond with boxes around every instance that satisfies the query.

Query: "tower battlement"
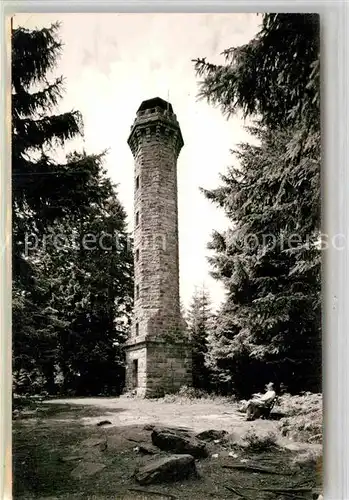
[125,97,192,398]
[128,97,184,157]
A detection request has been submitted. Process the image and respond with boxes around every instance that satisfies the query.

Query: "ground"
[13,396,322,500]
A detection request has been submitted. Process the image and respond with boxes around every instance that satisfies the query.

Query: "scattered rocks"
[96,420,112,426]
[196,429,228,442]
[151,427,209,459]
[135,454,198,485]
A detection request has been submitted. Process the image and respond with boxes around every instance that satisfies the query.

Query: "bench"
[246,396,278,421]
[259,396,278,419]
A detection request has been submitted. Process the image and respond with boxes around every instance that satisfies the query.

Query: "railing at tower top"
[137,106,173,116]
[135,106,178,122]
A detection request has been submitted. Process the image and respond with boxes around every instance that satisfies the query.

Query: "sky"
[14,13,260,310]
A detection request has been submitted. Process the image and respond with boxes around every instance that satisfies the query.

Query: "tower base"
[125,339,192,398]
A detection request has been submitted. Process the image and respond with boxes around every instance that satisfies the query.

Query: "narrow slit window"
[135,322,139,336]
[136,284,140,300]
[135,249,140,262]
[136,211,139,227]
[136,175,140,190]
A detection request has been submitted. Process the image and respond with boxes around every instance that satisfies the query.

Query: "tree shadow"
[15,402,126,421]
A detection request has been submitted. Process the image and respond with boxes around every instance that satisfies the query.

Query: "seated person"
[245,382,276,421]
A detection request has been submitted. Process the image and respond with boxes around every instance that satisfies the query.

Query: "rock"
[71,461,106,479]
[60,455,84,463]
[155,426,192,436]
[81,437,105,448]
[196,429,228,442]
[135,454,197,485]
[138,444,157,455]
[151,428,208,459]
[133,444,157,455]
[97,420,112,427]
[144,424,156,431]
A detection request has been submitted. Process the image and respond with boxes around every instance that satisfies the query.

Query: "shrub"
[278,393,322,443]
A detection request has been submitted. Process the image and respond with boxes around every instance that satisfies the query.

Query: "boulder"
[151,427,208,459]
[196,429,228,442]
[135,454,197,485]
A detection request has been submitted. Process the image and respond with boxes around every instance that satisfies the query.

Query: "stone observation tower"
[125,97,192,397]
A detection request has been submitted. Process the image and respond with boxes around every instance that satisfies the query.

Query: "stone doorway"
[132,359,138,388]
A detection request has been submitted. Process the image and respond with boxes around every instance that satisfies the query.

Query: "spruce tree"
[186,286,215,391]
[12,23,133,394]
[42,178,134,396]
[194,14,321,396]
[203,125,320,396]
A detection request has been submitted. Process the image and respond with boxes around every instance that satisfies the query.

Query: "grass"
[12,401,127,498]
[13,418,84,498]
[159,385,236,404]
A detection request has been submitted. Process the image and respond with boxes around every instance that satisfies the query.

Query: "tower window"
[136,211,140,226]
[135,322,139,336]
[135,249,140,262]
[136,175,140,190]
[136,284,140,300]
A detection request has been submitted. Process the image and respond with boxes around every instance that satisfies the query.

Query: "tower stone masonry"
[125,97,192,397]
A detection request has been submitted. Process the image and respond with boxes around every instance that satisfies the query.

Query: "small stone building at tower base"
[126,337,192,398]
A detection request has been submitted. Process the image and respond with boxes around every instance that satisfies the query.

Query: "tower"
[125,97,192,397]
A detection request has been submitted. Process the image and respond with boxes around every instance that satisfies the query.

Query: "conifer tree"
[194,14,321,396]
[12,23,133,394]
[186,286,215,391]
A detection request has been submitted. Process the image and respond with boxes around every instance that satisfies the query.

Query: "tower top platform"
[137,97,173,114]
[127,96,184,155]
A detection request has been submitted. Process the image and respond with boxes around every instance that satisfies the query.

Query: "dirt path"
[46,396,319,452]
[47,396,275,433]
[14,397,322,499]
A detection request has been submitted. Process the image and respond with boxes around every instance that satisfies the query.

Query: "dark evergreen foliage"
[194,13,319,131]
[194,14,321,397]
[186,287,215,391]
[12,23,133,396]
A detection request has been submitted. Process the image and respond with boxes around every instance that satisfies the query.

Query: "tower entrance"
[132,359,138,389]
